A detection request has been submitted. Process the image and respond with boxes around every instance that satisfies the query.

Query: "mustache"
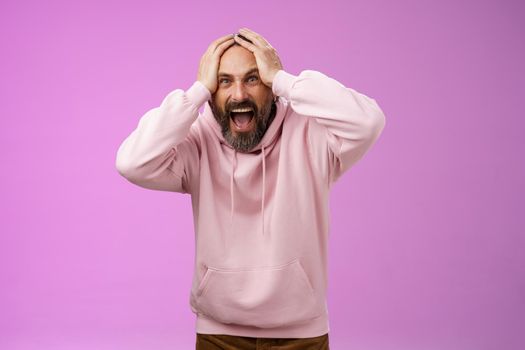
[226,100,257,114]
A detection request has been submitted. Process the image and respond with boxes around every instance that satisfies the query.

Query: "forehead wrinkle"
[218,67,259,78]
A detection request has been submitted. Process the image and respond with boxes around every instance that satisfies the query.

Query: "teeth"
[231,107,253,113]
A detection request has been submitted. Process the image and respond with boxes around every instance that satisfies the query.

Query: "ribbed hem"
[195,311,330,338]
[272,70,297,101]
[186,80,212,108]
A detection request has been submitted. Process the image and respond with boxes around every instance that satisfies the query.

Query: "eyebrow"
[218,67,259,78]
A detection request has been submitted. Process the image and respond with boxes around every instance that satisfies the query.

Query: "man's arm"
[272,69,386,184]
[115,33,236,193]
[115,81,210,192]
[232,28,385,185]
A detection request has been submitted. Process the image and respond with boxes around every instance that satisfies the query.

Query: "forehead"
[218,46,258,77]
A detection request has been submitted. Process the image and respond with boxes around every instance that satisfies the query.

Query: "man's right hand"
[197,34,236,95]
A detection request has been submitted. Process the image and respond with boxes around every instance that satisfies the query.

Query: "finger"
[211,34,235,53]
[238,28,271,48]
[239,27,261,37]
[211,34,235,52]
[214,38,236,55]
[214,33,235,43]
[234,34,258,52]
[238,28,265,47]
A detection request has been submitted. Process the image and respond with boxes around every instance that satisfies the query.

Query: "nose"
[231,81,249,102]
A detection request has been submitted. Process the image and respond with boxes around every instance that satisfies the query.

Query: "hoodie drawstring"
[229,146,267,237]
[230,149,237,226]
[261,146,266,236]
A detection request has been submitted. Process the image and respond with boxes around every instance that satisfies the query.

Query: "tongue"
[232,112,252,128]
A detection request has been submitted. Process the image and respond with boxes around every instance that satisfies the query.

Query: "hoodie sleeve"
[272,69,386,185]
[115,80,211,193]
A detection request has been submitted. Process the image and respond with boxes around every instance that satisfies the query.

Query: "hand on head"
[233,28,283,89]
[197,28,283,94]
[197,34,236,94]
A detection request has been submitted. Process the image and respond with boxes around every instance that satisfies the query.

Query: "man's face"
[209,45,276,153]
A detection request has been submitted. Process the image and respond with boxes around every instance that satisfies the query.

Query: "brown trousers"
[196,332,329,350]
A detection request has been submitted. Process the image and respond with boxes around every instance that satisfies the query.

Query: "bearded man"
[116,27,386,350]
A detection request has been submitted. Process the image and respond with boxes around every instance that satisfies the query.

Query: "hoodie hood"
[202,96,288,237]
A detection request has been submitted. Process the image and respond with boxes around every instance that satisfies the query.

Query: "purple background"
[1,0,524,349]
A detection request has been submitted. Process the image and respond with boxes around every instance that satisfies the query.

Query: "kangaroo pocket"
[191,258,323,328]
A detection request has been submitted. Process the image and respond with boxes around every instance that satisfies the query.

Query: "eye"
[219,78,230,84]
[247,76,259,83]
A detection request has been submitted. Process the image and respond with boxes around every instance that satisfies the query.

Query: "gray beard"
[209,98,277,153]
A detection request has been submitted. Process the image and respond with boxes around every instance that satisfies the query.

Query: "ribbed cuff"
[272,69,297,101]
[186,80,212,108]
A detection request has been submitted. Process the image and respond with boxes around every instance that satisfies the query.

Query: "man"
[116,27,386,349]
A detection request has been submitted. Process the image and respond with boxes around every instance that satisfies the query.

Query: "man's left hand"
[234,28,283,89]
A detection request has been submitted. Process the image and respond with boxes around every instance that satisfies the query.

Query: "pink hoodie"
[115,69,386,338]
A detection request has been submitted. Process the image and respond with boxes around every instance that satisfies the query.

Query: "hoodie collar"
[202,97,288,237]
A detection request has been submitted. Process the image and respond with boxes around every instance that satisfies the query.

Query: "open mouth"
[230,108,255,131]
